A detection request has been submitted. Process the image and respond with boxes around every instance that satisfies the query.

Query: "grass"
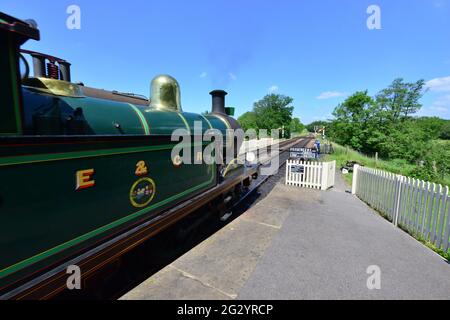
[291,129,309,137]
[435,139,450,147]
[397,223,450,261]
[324,142,417,185]
[324,141,450,186]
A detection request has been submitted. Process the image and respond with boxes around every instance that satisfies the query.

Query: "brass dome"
[149,74,182,112]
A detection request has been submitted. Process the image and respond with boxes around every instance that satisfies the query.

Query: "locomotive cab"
[0,12,39,135]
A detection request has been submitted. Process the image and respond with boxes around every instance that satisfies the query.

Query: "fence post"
[393,175,403,227]
[321,162,328,191]
[330,161,336,189]
[352,164,360,195]
[285,160,289,186]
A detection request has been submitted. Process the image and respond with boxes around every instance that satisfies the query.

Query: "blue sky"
[2,0,450,123]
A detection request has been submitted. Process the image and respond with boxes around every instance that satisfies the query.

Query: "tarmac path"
[121,173,450,300]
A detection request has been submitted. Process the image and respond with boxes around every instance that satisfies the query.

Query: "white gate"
[285,160,336,190]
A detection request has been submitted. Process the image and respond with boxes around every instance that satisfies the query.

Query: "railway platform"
[120,173,450,300]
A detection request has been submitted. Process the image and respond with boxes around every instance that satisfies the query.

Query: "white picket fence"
[352,165,450,252]
[285,160,336,190]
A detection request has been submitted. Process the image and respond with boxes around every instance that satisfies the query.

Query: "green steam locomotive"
[0,12,243,295]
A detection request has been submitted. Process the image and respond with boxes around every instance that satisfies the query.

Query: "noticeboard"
[289,147,316,159]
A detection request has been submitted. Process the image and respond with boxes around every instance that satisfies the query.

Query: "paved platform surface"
[120,174,450,300]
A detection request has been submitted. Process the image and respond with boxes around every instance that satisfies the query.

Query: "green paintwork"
[205,114,233,149]
[0,142,205,167]
[205,114,229,133]
[128,104,150,135]
[225,107,235,116]
[20,87,226,138]
[0,141,216,286]
[62,96,147,135]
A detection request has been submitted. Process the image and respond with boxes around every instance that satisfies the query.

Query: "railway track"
[3,136,313,300]
[233,137,312,208]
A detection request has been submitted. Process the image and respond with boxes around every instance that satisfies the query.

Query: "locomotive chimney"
[210,90,227,115]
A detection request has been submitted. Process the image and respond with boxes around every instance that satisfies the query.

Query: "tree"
[440,121,450,140]
[377,120,428,162]
[331,91,374,151]
[375,78,426,121]
[326,77,448,184]
[253,94,294,138]
[414,117,448,140]
[290,117,305,134]
[237,111,258,131]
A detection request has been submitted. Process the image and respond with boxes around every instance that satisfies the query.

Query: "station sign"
[290,164,305,174]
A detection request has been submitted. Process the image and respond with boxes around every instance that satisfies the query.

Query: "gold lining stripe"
[128,104,150,135]
[177,113,191,135]
[200,115,213,130]
[213,114,231,130]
